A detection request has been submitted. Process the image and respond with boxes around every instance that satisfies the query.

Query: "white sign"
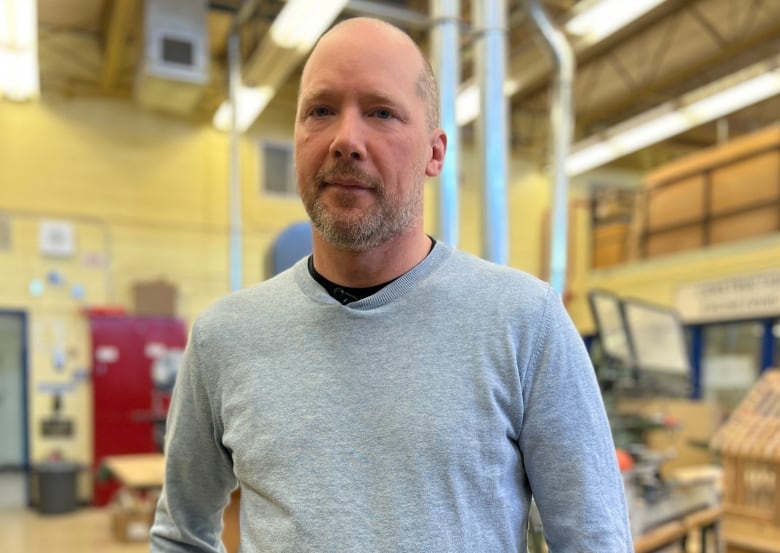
[95,345,119,363]
[675,269,780,323]
[39,220,76,258]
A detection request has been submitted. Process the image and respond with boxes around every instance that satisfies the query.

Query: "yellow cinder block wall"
[0,94,309,478]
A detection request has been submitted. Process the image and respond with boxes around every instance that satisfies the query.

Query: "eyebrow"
[299,87,408,111]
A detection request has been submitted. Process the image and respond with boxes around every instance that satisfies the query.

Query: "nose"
[329,109,366,161]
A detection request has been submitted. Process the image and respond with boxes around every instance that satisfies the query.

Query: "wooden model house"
[710,370,780,553]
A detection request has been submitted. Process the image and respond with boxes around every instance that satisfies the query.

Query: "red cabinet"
[90,314,187,505]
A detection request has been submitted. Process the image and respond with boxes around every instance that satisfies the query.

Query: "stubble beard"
[302,161,421,252]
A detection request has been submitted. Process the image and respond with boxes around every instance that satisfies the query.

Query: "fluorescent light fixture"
[271,0,348,51]
[212,0,348,132]
[611,111,688,153]
[566,0,667,46]
[456,84,479,126]
[213,85,274,132]
[685,72,780,123]
[566,58,780,176]
[0,0,39,101]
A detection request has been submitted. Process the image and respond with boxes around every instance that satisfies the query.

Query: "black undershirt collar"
[307,237,436,305]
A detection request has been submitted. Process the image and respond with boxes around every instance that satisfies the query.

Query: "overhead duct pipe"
[430,0,461,247]
[226,0,260,291]
[473,0,509,264]
[526,0,575,295]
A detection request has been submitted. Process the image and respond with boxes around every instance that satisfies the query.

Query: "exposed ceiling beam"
[503,0,699,104]
[100,0,137,91]
[577,16,780,131]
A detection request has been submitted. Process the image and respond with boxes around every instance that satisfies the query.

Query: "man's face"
[294,21,443,252]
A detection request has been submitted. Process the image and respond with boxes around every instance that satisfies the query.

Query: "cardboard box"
[646,174,706,231]
[710,150,780,214]
[132,280,177,317]
[592,222,630,268]
[638,125,780,259]
[710,206,780,245]
[111,504,155,542]
[645,224,704,257]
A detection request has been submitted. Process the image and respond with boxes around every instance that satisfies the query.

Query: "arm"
[150,321,237,552]
[519,287,633,552]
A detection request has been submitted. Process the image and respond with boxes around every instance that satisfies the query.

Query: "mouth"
[326,178,373,191]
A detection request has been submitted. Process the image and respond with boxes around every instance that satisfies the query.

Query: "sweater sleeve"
[518,287,633,552]
[150,320,238,553]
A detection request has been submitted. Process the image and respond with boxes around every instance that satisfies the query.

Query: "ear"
[425,129,447,177]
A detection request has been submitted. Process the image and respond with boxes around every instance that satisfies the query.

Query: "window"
[702,321,764,415]
[260,141,296,197]
[0,213,10,251]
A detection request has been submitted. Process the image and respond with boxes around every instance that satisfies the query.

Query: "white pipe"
[526,0,575,295]
[228,29,243,291]
[430,0,461,247]
[473,0,509,264]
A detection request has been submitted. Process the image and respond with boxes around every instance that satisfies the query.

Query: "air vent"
[135,0,209,114]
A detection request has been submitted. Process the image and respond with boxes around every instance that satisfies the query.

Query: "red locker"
[90,314,187,506]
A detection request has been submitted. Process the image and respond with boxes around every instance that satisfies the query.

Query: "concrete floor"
[0,506,149,553]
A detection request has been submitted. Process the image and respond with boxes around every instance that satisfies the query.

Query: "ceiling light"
[212,0,348,132]
[0,0,39,101]
[565,0,667,46]
[565,57,780,176]
[213,85,274,133]
[271,0,348,52]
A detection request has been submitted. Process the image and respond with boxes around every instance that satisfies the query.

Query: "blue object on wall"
[272,222,313,276]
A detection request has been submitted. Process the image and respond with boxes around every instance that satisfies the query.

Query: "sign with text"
[675,269,780,322]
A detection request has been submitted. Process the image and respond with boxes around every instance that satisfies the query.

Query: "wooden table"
[634,504,722,553]
[102,453,239,553]
[102,453,165,489]
[634,520,688,553]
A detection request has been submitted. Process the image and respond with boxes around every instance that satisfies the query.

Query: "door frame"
[0,310,30,487]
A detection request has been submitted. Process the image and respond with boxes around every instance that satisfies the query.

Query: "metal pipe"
[430,0,461,247]
[227,30,243,292]
[526,0,575,295]
[474,0,509,264]
[225,0,259,292]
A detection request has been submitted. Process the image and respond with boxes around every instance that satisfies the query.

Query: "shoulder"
[442,247,552,308]
[192,267,298,339]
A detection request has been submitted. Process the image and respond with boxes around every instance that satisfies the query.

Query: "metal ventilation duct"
[135,0,210,115]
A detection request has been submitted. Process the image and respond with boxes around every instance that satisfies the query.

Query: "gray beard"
[302,160,422,252]
[308,191,419,252]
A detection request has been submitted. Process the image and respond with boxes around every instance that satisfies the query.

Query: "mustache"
[315,161,381,191]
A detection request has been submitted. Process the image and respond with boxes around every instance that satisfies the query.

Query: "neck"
[311,228,432,287]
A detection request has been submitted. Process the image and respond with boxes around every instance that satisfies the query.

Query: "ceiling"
[32,0,780,175]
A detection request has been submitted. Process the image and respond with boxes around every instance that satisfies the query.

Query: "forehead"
[300,23,423,101]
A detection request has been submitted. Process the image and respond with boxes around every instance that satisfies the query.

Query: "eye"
[309,106,332,118]
[371,108,395,120]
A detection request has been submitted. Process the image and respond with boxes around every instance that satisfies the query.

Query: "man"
[150,17,632,552]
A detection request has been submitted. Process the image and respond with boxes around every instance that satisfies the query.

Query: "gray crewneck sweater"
[150,242,632,552]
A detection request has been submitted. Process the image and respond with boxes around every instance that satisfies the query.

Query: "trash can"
[32,462,79,514]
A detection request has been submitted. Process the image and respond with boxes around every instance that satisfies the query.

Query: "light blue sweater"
[150,242,632,552]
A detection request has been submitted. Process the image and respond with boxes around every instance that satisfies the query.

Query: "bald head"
[300,17,440,131]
